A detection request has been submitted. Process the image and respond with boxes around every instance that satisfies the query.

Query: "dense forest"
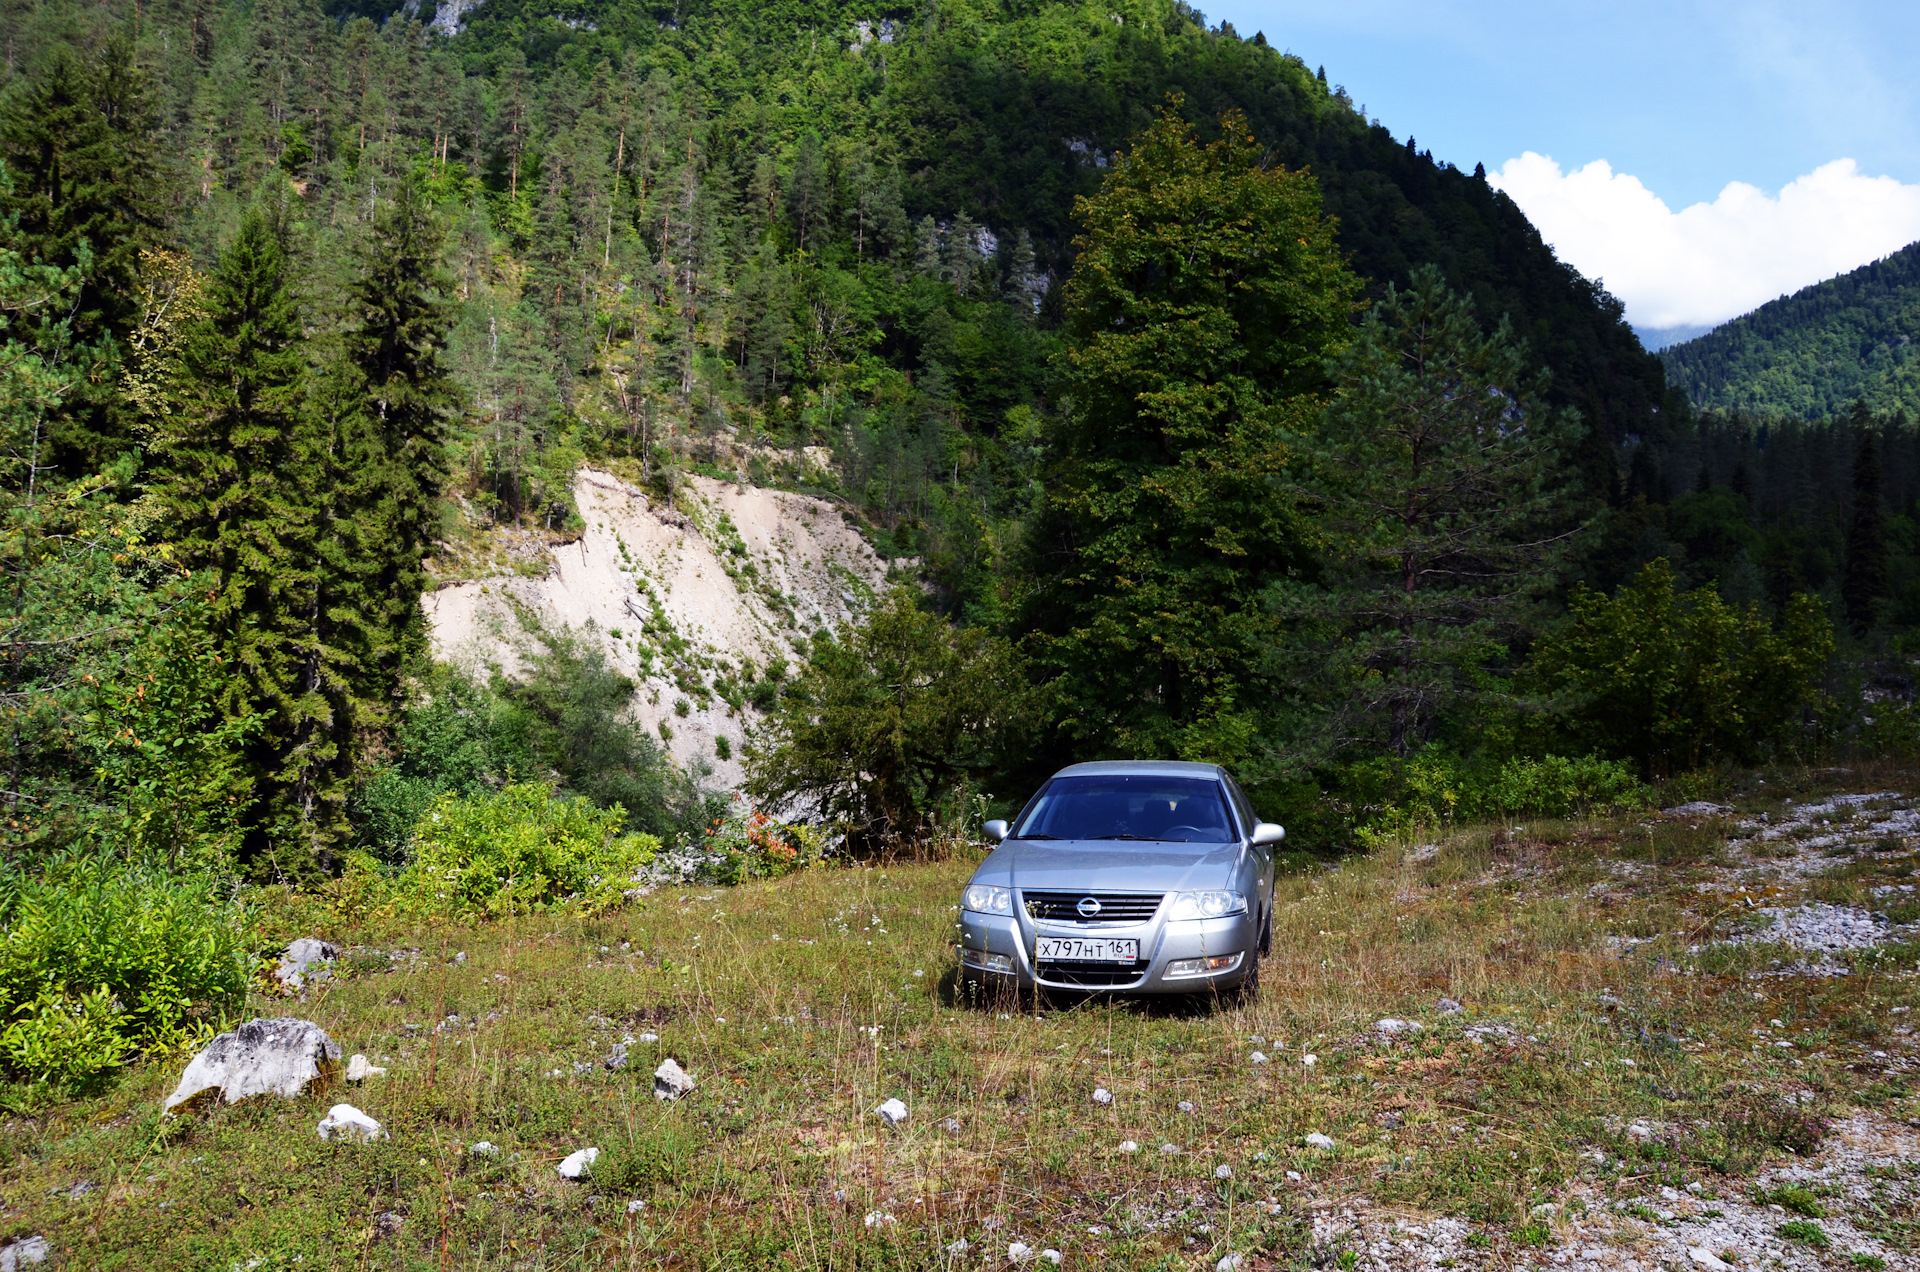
[1662,239,1920,420]
[0,0,1897,904]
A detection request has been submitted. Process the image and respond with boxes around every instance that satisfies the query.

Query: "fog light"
[961,947,1014,974]
[1165,952,1244,978]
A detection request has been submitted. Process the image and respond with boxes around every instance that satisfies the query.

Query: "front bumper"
[957,904,1256,994]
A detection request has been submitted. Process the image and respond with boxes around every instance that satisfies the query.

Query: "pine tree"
[1273,266,1579,760]
[1024,102,1359,764]
[1843,402,1889,634]
[152,204,339,866]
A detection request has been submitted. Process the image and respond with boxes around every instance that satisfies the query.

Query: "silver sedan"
[956,760,1283,999]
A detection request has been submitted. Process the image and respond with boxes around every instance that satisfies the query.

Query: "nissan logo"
[1076,896,1103,918]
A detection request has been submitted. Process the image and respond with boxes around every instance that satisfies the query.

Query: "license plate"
[1036,937,1138,964]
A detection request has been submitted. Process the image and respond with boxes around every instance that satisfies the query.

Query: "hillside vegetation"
[1661,241,1920,420]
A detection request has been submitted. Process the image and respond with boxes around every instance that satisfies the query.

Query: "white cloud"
[1487,153,1920,329]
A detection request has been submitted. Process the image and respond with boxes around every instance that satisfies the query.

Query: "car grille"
[1036,964,1146,987]
[1021,891,1164,924]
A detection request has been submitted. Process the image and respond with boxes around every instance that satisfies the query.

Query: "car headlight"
[1167,889,1247,920]
[963,884,1014,915]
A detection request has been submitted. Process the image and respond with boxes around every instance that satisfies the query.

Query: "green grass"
[4,805,1918,1268]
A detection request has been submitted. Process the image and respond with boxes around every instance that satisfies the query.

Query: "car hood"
[973,839,1242,894]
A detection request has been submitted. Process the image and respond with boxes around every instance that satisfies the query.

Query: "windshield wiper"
[1088,834,1148,840]
[1013,833,1059,840]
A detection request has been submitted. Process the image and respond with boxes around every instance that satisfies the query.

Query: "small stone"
[1177,1100,1196,1112]
[1435,997,1463,1015]
[653,1057,695,1101]
[468,1141,499,1156]
[1092,1087,1113,1105]
[1214,1164,1233,1179]
[1626,1121,1655,1142]
[454,951,467,965]
[1007,1242,1033,1263]
[557,1147,600,1179]
[1373,1017,1420,1035]
[1250,1051,1269,1065]
[875,1097,909,1126]
[317,1104,386,1142]
[1041,1251,1062,1264]
[1286,1170,1302,1181]
[345,1054,387,1082]
[1119,1140,1139,1153]
[1217,1256,1246,1272]
[1159,1142,1180,1154]
[1305,1132,1335,1150]
[863,1210,896,1228]
[1249,1034,1266,1044]
[0,1236,49,1269]
[1619,1058,1637,1067]
[946,1238,970,1255]
[626,1199,646,1214]
[941,1117,962,1135]
[273,938,337,992]
[1687,1249,1732,1271]
[1530,1202,1557,1219]
[637,1032,660,1043]
[1302,1054,1317,1067]
[604,1043,630,1071]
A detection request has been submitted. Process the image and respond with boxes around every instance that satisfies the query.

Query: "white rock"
[1007,1242,1033,1263]
[317,1104,386,1142]
[1250,1051,1269,1064]
[1177,1100,1196,1112]
[1302,1054,1317,1067]
[1435,997,1464,1015]
[875,1097,909,1126]
[1041,1251,1062,1264]
[1374,1017,1420,1035]
[1687,1249,1732,1271]
[653,1057,696,1101]
[1217,1256,1246,1272]
[1305,1132,1335,1150]
[941,1116,962,1134]
[557,1147,600,1179]
[1092,1087,1113,1105]
[1530,1202,1558,1219]
[946,1238,970,1255]
[0,1236,48,1269]
[165,1018,342,1112]
[1214,1164,1233,1179]
[1626,1121,1655,1142]
[863,1210,896,1228]
[1159,1142,1180,1154]
[1286,1170,1302,1181]
[273,938,337,992]
[345,1054,387,1082]
[637,1032,660,1043]
[1119,1140,1139,1153]
[1666,801,1731,817]
[627,1199,646,1214]
[468,1141,499,1156]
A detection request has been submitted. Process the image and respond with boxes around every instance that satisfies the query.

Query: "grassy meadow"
[7,776,1920,1269]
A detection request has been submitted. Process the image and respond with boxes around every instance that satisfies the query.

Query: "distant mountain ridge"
[1660,241,1920,419]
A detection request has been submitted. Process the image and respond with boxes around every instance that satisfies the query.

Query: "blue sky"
[1203,0,1920,332]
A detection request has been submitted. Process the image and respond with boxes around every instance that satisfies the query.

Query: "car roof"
[1050,760,1228,780]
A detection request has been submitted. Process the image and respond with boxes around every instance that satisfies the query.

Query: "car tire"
[1258,892,1273,955]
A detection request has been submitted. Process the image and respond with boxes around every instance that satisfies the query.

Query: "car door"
[1225,776,1273,909]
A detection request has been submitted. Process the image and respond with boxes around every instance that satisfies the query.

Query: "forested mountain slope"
[1661,240,1920,420]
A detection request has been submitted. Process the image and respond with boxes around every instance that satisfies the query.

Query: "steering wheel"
[1162,825,1207,840]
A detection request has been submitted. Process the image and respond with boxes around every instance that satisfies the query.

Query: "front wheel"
[1258,891,1273,955]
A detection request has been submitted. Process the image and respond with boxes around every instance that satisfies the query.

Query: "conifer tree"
[153,204,340,864]
[1024,102,1359,764]
[1272,266,1578,761]
[1843,402,1889,634]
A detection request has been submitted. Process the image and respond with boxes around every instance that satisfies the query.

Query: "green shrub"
[1345,750,1651,843]
[1777,1219,1829,1247]
[0,854,251,1085]
[396,784,659,917]
[700,797,826,885]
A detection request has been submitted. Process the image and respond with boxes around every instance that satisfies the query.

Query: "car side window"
[1225,778,1257,837]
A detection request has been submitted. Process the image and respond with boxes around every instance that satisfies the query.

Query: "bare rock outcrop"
[163,1018,342,1112]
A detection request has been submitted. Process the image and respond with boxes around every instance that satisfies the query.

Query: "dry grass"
[5,795,1920,1268]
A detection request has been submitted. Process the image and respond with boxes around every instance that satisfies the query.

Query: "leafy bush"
[1524,558,1833,777]
[700,796,826,885]
[395,784,659,917]
[0,854,251,1084]
[1344,750,1651,843]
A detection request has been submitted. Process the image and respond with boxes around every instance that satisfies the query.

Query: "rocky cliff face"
[425,468,892,786]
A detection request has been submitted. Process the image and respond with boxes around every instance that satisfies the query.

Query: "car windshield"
[1010,776,1236,843]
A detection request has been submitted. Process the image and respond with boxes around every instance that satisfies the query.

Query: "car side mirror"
[983,820,1010,842]
[1251,823,1285,847]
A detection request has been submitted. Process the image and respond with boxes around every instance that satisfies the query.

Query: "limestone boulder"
[164,1018,341,1113]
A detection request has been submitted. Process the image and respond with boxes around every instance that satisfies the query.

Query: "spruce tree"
[1843,402,1889,634]
[153,204,338,867]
